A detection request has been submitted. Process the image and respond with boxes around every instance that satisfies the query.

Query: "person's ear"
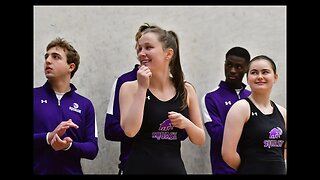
[274,73,278,83]
[69,63,75,73]
[166,48,174,61]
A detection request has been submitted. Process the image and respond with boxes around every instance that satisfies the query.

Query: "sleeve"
[67,101,99,160]
[201,94,224,146]
[33,132,50,151]
[104,78,131,141]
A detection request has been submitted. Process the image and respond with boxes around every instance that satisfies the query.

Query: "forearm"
[67,139,99,160]
[33,133,50,150]
[185,120,205,145]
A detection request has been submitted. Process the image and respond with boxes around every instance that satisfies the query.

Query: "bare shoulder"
[233,99,250,108]
[184,81,196,93]
[275,103,286,114]
[275,103,286,122]
[227,99,250,123]
[121,80,137,92]
[230,99,250,115]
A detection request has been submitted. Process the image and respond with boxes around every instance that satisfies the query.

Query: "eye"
[146,46,153,50]
[262,70,270,75]
[225,63,232,68]
[52,54,59,59]
[237,65,243,70]
[250,71,257,75]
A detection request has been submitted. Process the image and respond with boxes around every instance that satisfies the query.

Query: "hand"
[50,133,73,151]
[48,119,78,143]
[168,111,189,129]
[137,65,152,89]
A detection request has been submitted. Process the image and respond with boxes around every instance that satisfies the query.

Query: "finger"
[50,133,58,144]
[168,113,178,119]
[168,111,176,115]
[146,71,152,78]
[64,137,73,143]
[64,121,79,129]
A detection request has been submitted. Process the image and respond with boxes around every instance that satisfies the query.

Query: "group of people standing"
[33,23,287,175]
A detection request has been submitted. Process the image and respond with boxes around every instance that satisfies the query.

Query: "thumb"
[64,137,73,143]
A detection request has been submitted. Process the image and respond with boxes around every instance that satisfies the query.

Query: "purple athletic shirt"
[33,81,98,174]
[201,80,251,174]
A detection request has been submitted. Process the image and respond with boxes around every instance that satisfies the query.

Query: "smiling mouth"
[141,60,149,66]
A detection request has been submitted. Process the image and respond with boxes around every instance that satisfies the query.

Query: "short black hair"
[226,46,251,63]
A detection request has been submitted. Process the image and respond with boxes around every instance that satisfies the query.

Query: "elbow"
[120,123,137,138]
[197,134,206,145]
[190,139,205,145]
[221,150,227,163]
[190,132,206,145]
[123,130,136,138]
[88,154,98,160]
[87,144,99,160]
[221,148,232,167]
[194,139,205,146]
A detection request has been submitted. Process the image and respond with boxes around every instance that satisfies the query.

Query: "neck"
[249,93,270,107]
[149,74,172,91]
[226,80,243,90]
[49,79,71,93]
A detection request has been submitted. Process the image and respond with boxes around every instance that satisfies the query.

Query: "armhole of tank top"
[270,100,277,110]
[244,98,252,123]
[244,98,252,110]
[271,100,285,122]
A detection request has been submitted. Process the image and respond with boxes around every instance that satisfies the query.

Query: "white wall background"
[34,6,286,174]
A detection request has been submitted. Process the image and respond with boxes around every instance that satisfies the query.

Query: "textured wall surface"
[34,6,286,174]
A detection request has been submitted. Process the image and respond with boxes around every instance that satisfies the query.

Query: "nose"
[230,66,236,73]
[45,55,52,64]
[137,49,147,59]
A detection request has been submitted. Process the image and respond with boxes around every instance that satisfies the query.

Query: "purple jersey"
[33,81,98,174]
[201,80,251,174]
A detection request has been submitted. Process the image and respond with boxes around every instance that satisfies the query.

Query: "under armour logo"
[146,96,150,100]
[225,101,231,105]
[41,99,47,104]
[252,112,258,116]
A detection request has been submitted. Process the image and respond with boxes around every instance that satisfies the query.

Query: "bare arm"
[120,65,151,137]
[277,104,287,160]
[119,81,146,137]
[222,100,250,170]
[169,83,205,145]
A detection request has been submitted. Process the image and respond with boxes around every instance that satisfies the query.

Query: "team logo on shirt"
[269,127,283,139]
[151,119,177,140]
[252,112,258,116]
[225,101,231,105]
[158,119,174,131]
[263,127,284,148]
[69,103,81,114]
